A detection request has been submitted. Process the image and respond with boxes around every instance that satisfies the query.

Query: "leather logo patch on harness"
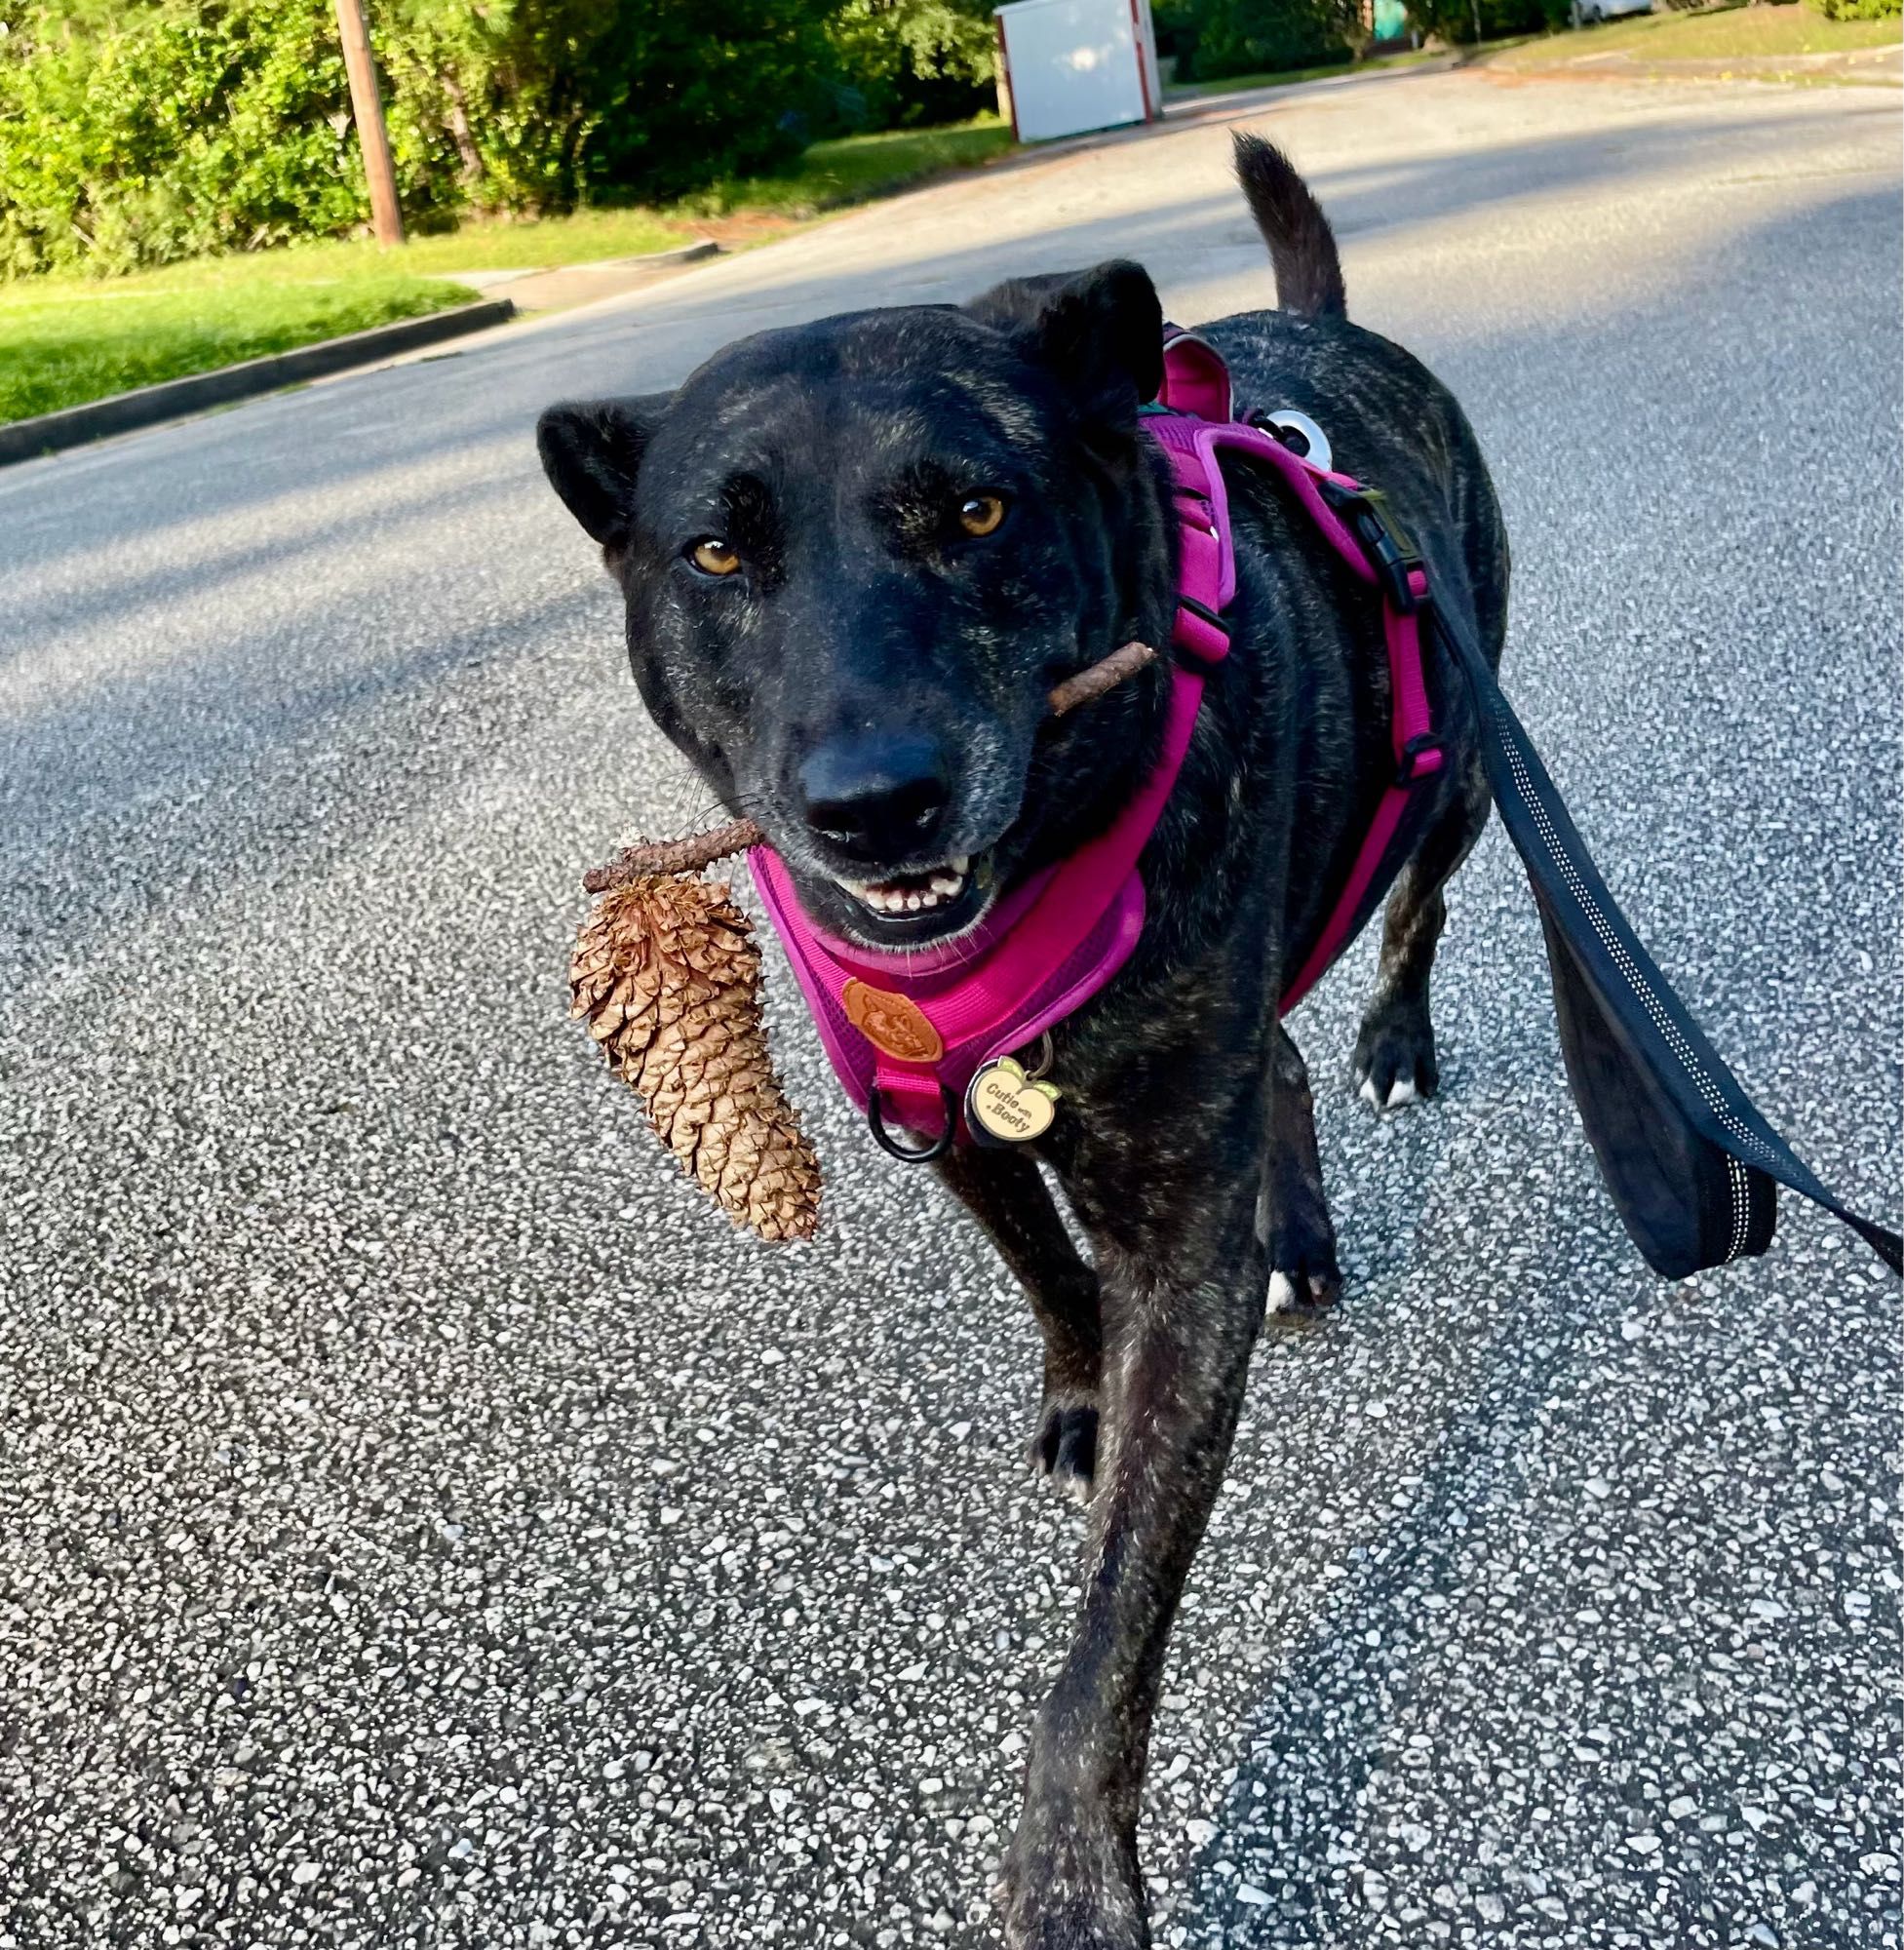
[842,979,944,1063]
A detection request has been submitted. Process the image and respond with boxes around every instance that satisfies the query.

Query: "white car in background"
[1574,0,1652,20]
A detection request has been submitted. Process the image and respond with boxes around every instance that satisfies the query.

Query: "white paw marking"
[1384,1074,1418,1110]
[1358,1076,1381,1110]
[1266,1269,1299,1315]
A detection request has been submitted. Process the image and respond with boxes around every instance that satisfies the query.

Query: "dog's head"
[538,260,1171,949]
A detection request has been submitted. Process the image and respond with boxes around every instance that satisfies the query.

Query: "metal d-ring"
[1259,410,1333,475]
[867,1085,958,1163]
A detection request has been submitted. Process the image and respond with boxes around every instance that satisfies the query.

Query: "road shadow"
[5,174,1893,1025]
[1,81,1890,586]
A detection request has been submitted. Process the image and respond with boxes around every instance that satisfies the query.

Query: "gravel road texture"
[1,64,1898,1950]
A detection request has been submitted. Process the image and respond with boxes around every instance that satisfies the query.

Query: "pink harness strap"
[749,332,1443,1150]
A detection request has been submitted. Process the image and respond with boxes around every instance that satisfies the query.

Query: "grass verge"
[680,115,1012,216]
[1483,3,1900,70]
[1167,7,1897,99]
[0,262,477,426]
[1,115,1012,429]
[326,208,692,274]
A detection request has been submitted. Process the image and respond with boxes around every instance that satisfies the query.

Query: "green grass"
[0,115,1015,427]
[681,115,1013,216]
[340,206,691,272]
[0,258,476,424]
[1487,3,1900,67]
[1165,5,1897,96]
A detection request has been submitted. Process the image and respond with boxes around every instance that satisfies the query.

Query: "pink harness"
[750,332,1442,1156]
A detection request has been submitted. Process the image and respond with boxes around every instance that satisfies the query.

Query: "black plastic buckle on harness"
[1395,731,1444,787]
[1319,481,1426,617]
[1177,593,1230,645]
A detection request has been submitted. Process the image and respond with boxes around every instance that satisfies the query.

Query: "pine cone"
[570,875,821,1242]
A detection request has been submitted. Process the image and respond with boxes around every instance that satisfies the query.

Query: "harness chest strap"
[1141,334,1444,1010]
[749,331,1444,1151]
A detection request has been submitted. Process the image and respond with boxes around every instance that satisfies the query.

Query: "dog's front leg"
[936,1146,1103,1496]
[998,1159,1265,1949]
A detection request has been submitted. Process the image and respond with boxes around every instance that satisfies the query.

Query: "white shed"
[993,0,1160,145]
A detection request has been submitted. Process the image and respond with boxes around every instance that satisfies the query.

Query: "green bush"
[825,0,996,128]
[1806,0,1898,20]
[1402,0,1566,44]
[0,0,841,277]
[0,0,363,276]
[1172,0,1363,78]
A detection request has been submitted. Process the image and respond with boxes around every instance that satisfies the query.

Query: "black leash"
[1319,481,1898,1278]
[1430,604,1900,1279]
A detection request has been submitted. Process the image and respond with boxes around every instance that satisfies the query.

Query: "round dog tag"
[966,1055,1062,1145]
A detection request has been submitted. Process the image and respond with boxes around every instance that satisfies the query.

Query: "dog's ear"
[537,394,671,548]
[967,259,1164,409]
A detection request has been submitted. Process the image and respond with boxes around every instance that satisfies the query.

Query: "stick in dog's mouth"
[583,640,1158,896]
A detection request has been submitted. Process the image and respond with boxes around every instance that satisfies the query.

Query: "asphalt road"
[2,66,1898,1950]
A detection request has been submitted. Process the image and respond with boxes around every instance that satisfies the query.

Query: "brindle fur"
[539,136,1508,1948]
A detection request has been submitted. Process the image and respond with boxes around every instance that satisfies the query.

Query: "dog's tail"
[1233,133,1346,321]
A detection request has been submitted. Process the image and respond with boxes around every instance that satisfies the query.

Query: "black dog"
[540,136,1507,1947]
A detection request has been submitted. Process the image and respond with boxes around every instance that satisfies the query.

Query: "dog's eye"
[957,494,1007,538]
[687,537,740,577]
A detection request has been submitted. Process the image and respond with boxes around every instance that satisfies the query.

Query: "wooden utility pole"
[333,0,405,247]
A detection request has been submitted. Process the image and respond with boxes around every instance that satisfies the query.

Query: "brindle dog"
[539,137,1508,1948]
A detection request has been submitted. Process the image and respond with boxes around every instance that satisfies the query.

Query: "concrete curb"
[428,237,721,297]
[0,296,516,467]
[464,239,724,313]
[596,238,722,275]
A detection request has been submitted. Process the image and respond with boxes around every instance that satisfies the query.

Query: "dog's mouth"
[825,852,994,947]
[838,853,970,918]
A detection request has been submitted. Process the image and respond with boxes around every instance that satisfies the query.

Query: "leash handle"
[1431,607,1900,1278]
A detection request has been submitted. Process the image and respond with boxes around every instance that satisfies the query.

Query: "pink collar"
[750,332,1440,1158]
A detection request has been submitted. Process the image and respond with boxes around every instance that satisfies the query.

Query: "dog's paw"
[1262,1160,1341,1326]
[996,1805,1146,1950]
[1031,1391,1100,1503]
[1265,1261,1340,1324]
[1264,1221,1341,1326]
[1352,997,1440,1113]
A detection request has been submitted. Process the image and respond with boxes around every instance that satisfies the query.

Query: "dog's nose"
[797,734,952,864]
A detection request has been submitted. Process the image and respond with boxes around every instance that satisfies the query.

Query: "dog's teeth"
[950,854,970,874]
[839,858,976,921]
